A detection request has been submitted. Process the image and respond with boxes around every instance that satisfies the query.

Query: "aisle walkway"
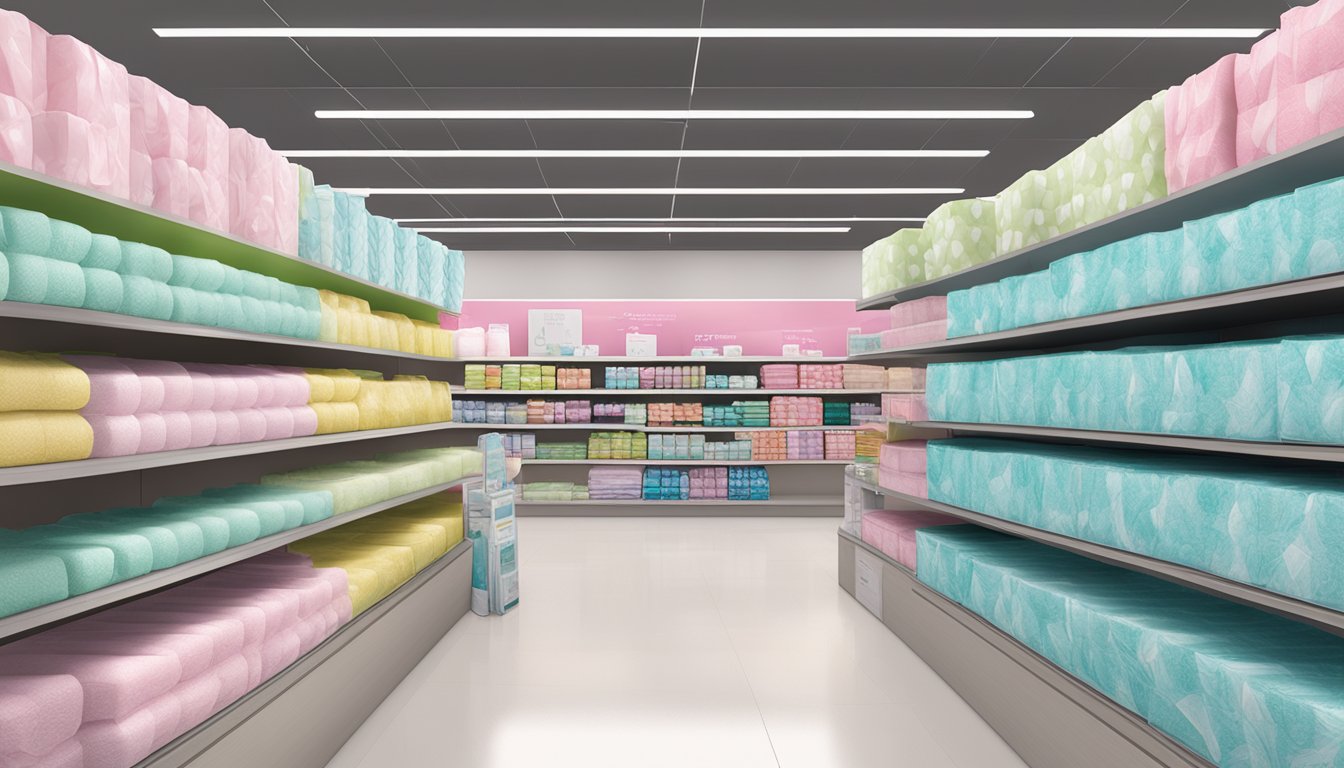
[325,517,1028,768]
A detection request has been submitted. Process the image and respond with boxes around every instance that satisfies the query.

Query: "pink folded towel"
[211,411,240,445]
[0,675,83,757]
[184,410,217,448]
[134,413,167,454]
[2,737,83,768]
[0,92,32,169]
[233,409,267,444]
[64,356,140,417]
[0,653,180,723]
[84,414,141,458]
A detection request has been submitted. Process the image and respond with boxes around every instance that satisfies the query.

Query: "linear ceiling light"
[315,109,1032,120]
[396,217,926,223]
[417,226,851,233]
[154,27,1266,39]
[278,148,988,159]
[342,187,963,196]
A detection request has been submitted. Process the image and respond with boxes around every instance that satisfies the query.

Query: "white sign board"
[528,309,583,356]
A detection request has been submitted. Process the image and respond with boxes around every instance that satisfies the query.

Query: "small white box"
[722,345,743,357]
[626,333,657,357]
[782,344,801,356]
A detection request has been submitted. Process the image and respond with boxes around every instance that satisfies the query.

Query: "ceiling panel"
[267,0,706,25]
[381,39,698,87]
[682,120,859,150]
[526,120,690,150]
[702,0,1184,26]
[551,196,683,218]
[1097,39,1260,87]
[1024,40,1148,88]
[535,158,682,187]
[695,40,998,88]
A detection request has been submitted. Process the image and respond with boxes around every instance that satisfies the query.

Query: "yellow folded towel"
[0,412,94,467]
[310,402,361,434]
[0,351,91,412]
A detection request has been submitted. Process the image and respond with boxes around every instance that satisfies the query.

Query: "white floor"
[325,517,1029,768]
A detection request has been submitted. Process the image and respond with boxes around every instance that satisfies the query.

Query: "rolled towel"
[125,360,192,411]
[212,410,241,445]
[134,413,167,454]
[0,351,90,412]
[0,549,70,618]
[84,233,121,270]
[80,267,123,313]
[233,409,267,443]
[7,253,84,307]
[0,412,93,467]
[259,407,296,440]
[166,254,199,288]
[184,410,217,448]
[288,406,319,437]
[0,206,50,256]
[183,368,215,411]
[46,220,91,265]
[159,411,191,451]
[83,414,141,458]
[117,242,173,282]
[191,258,226,293]
[118,275,172,320]
[0,674,84,757]
[63,355,140,415]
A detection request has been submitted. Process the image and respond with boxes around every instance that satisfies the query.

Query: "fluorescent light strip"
[418,226,851,233]
[395,217,926,223]
[316,109,1032,120]
[278,148,988,159]
[154,27,1267,39]
[342,187,962,196]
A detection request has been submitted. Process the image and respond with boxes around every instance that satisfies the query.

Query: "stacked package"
[860,228,928,299]
[879,440,928,498]
[504,403,528,424]
[639,365,707,389]
[769,396,822,427]
[750,431,787,461]
[534,442,587,460]
[849,403,883,425]
[887,367,927,392]
[540,365,556,390]
[840,364,887,390]
[786,430,825,460]
[623,403,648,426]
[847,331,885,355]
[564,400,592,423]
[728,467,770,500]
[1274,0,1344,159]
[587,431,647,460]
[502,432,536,459]
[798,364,842,389]
[854,427,885,464]
[452,400,487,424]
[823,430,857,460]
[759,364,799,389]
[917,525,1344,767]
[0,351,94,468]
[500,365,521,390]
[705,374,758,389]
[881,296,948,349]
[463,365,486,390]
[882,393,929,424]
[688,467,729,499]
[924,199,998,279]
[592,403,625,423]
[315,291,452,357]
[647,403,702,427]
[703,401,770,427]
[648,434,705,461]
[704,439,753,461]
[556,367,591,389]
[860,509,959,570]
[453,327,485,357]
[259,447,480,515]
[604,367,640,389]
[643,467,689,500]
[822,401,851,426]
[1165,54,1239,193]
[640,466,769,500]
[521,482,588,501]
[587,467,643,500]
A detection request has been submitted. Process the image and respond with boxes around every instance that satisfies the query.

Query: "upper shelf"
[856,125,1344,310]
[0,160,453,322]
[451,356,849,363]
[453,388,898,397]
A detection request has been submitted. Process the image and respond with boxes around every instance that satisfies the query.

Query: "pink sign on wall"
[455,299,889,356]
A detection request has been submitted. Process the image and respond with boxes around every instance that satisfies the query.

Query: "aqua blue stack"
[925,437,1344,612]
[916,525,1344,767]
[1278,337,1344,444]
[945,174,1344,339]
[727,466,769,500]
[366,215,396,288]
[643,468,689,500]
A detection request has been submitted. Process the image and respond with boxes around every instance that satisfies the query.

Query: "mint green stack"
[916,524,1344,768]
[1093,91,1167,222]
[924,199,997,279]
[259,446,480,513]
[994,170,1051,254]
[861,228,928,298]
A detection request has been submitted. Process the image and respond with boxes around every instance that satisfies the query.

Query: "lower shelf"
[836,530,1213,768]
[142,539,473,768]
[517,496,840,517]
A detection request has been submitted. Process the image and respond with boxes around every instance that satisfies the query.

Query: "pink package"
[258,407,296,440]
[74,707,160,768]
[862,509,960,569]
[122,360,192,411]
[183,367,218,411]
[1165,53,1239,192]
[0,92,32,168]
[43,39,129,198]
[228,128,278,248]
[187,167,228,231]
[158,411,191,451]
[31,110,108,189]
[882,393,929,422]
[129,150,153,206]
[879,320,948,349]
[165,588,297,643]
[0,11,38,110]
[211,411,241,445]
[70,615,246,668]
[1234,35,1280,165]
[1280,0,1344,86]
[128,77,188,161]
[208,654,250,715]
[0,653,180,723]
[4,634,214,685]
[150,156,192,219]
[4,738,83,768]
[1277,70,1344,153]
[890,295,948,329]
[64,356,140,416]
[134,412,167,454]
[233,409,267,443]
[258,630,301,679]
[288,406,319,437]
[84,414,141,458]
[187,105,227,176]
[123,602,264,650]
[0,675,83,757]
[165,671,221,740]
[275,161,299,255]
[184,410,217,448]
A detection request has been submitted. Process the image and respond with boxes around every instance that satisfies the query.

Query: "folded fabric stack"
[499,365,521,391]
[880,296,948,349]
[302,368,360,436]
[926,437,1344,611]
[342,372,451,432]
[769,396,822,427]
[647,403,702,427]
[648,434,704,461]
[452,400,487,424]
[623,403,647,426]
[587,467,643,500]
[463,365,486,390]
[588,431,647,460]
[854,427,885,464]
[849,403,883,425]
[0,351,93,468]
[604,367,640,389]
[786,430,824,460]
[504,403,528,424]
[759,364,799,389]
[704,439,752,461]
[564,400,592,423]
[314,291,451,357]
[0,551,349,768]
[259,446,480,515]
[516,364,542,390]
[860,228,928,299]
[592,403,625,423]
[879,440,928,498]
[727,467,769,500]
[482,365,502,389]
[798,364,842,389]
[525,400,545,424]
[916,524,1344,766]
[521,482,588,501]
[556,367,590,389]
[639,366,707,389]
[750,431,787,461]
[534,442,587,460]
[539,365,556,390]
[705,374,758,389]
[485,403,507,423]
[502,432,536,459]
[860,509,959,570]
[887,367,927,392]
[1165,55,1238,192]
[287,489,464,616]
[840,364,886,390]
[703,401,770,427]
[847,331,885,355]
[822,401,851,426]
[925,198,998,279]
[643,467,689,500]
[823,430,857,460]
[688,467,730,499]
[882,393,928,424]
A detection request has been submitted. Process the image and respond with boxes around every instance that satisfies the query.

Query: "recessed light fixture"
[342,187,963,196]
[278,148,988,159]
[417,226,851,233]
[315,109,1032,121]
[395,217,927,223]
[154,27,1267,39]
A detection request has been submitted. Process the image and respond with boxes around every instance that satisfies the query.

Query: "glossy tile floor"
[325,517,1029,768]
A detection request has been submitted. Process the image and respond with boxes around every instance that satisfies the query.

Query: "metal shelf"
[517,495,838,506]
[453,388,899,396]
[451,423,859,433]
[855,479,1344,638]
[849,271,1344,362]
[0,422,461,487]
[914,421,1344,464]
[524,459,851,466]
[856,124,1344,310]
[0,476,478,643]
[453,355,848,363]
[0,161,454,322]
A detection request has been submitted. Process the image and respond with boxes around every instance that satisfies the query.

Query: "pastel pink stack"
[861,509,960,569]
[65,356,317,458]
[841,364,887,390]
[0,11,40,169]
[1275,0,1344,155]
[823,430,856,460]
[798,364,842,390]
[1234,35,1280,164]
[882,393,929,423]
[759,364,799,389]
[879,440,929,498]
[0,551,350,768]
[786,430,825,460]
[688,467,729,499]
[1165,54,1238,193]
[38,31,132,199]
[881,296,948,349]
[768,396,822,427]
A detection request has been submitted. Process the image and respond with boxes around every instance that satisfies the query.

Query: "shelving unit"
[519,494,839,517]
[525,459,850,466]
[454,355,848,363]
[452,423,862,433]
[454,388,898,396]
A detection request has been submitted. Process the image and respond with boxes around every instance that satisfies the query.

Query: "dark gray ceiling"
[14,1,1294,251]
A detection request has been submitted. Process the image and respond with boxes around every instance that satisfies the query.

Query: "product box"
[527,309,582,356]
[626,333,657,357]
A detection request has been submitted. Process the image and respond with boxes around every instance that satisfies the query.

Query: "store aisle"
[325,517,1028,768]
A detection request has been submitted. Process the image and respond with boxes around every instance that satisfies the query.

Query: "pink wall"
[454,299,889,356]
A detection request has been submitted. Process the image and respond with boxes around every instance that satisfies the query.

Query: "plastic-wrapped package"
[31,110,107,189]
[0,10,39,111]
[150,156,192,219]
[128,76,188,162]
[227,128,277,248]
[0,91,32,168]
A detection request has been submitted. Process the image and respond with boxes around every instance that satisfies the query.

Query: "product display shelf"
[453,356,849,363]
[141,540,472,768]
[0,300,457,371]
[849,473,1344,638]
[454,423,863,434]
[850,270,1344,362]
[0,477,478,643]
[453,388,900,396]
[518,495,840,518]
[857,124,1344,310]
[0,422,464,487]
[524,459,852,466]
[0,159,455,322]
[836,527,1213,768]
[910,421,1344,464]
